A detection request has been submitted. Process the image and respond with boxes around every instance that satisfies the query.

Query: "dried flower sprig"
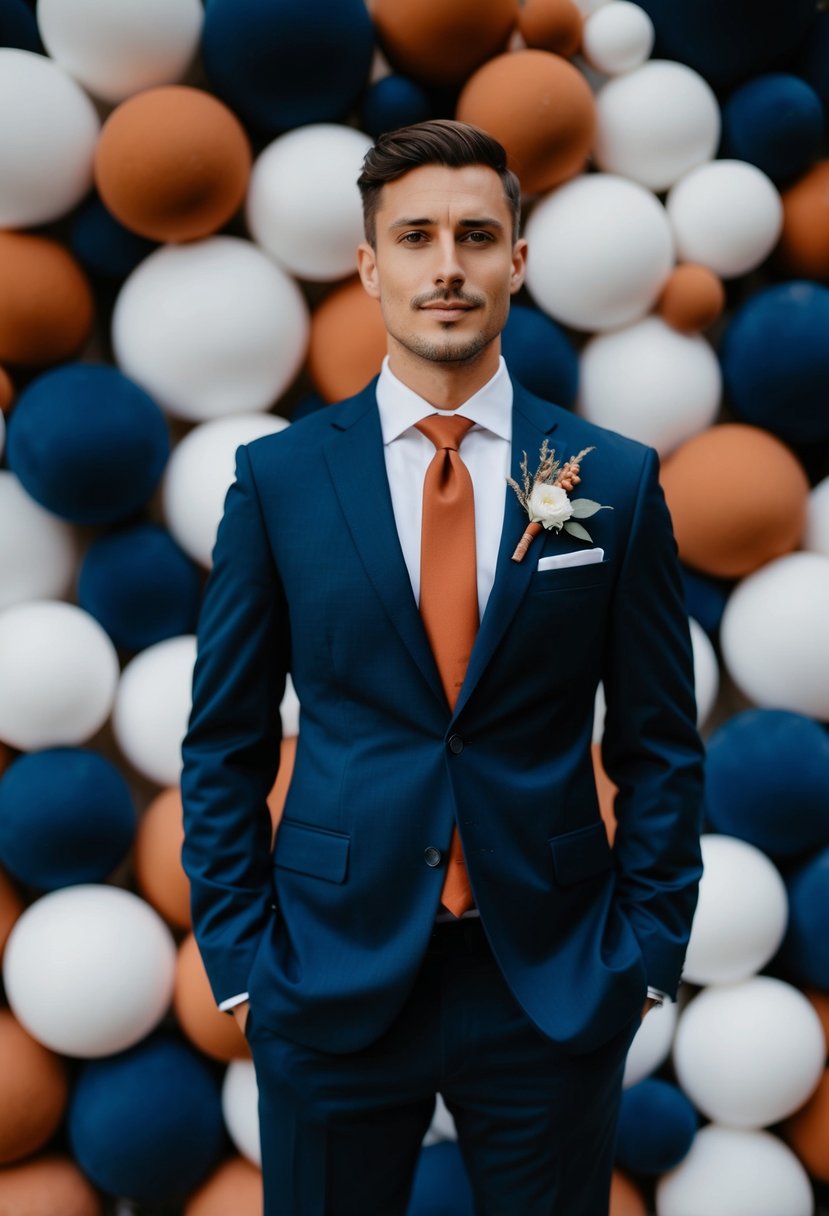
[508,441,611,562]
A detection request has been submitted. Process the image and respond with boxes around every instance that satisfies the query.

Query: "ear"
[357,242,380,299]
[510,238,528,297]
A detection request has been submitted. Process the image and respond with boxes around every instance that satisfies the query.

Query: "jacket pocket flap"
[549,821,613,886]
[274,820,350,884]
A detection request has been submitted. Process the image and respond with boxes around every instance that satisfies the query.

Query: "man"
[181,120,703,1215]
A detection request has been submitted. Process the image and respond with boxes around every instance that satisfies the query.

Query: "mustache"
[411,289,485,309]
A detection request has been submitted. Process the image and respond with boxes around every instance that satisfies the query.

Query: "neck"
[386,341,501,411]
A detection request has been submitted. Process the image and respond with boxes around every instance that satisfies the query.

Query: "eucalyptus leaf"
[563,520,593,542]
[569,498,607,519]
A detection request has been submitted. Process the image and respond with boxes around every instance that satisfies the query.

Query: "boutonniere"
[508,442,612,563]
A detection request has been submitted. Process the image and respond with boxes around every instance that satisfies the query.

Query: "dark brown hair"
[357,119,521,246]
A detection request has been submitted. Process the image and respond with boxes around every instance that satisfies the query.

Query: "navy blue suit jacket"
[181,379,703,1055]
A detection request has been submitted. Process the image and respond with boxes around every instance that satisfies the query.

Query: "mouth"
[420,302,475,321]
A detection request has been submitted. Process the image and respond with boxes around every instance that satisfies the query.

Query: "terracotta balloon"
[658,264,726,333]
[0,1156,103,1216]
[777,161,829,279]
[185,1156,263,1216]
[0,742,12,777]
[133,786,191,930]
[592,742,617,846]
[0,366,13,413]
[0,233,94,368]
[0,1011,68,1165]
[173,932,250,1063]
[308,278,387,403]
[457,50,596,195]
[609,1170,648,1216]
[95,86,251,242]
[267,736,297,835]
[805,989,829,1052]
[781,1068,829,1183]
[373,0,518,89]
[660,424,810,578]
[518,0,583,57]
[0,866,23,964]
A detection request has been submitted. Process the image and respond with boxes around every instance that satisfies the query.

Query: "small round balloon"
[656,264,725,333]
[308,279,386,403]
[0,233,94,368]
[359,76,432,140]
[112,635,197,787]
[517,0,583,56]
[222,1060,261,1167]
[778,161,829,280]
[582,2,655,75]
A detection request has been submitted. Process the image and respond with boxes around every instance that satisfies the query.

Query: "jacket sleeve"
[600,446,704,999]
[180,443,289,1005]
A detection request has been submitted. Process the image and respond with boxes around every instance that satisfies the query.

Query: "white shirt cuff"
[646,987,667,1005]
[218,992,250,1013]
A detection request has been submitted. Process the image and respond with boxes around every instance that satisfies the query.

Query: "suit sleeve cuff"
[218,992,250,1013]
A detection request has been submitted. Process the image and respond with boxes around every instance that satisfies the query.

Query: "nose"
[433,233,464,289]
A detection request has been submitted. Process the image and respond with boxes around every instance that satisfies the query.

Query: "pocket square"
[537,548,605,571]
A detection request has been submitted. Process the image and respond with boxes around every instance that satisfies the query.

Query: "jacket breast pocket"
[273,819,350,884]
[549,821,613,886]
[531,561,609,594]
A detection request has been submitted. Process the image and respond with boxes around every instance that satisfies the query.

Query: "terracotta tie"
[415,413,477,918]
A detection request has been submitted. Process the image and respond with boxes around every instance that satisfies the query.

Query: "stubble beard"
[403,328,493,365]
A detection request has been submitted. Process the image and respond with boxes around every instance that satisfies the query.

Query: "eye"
[400,231,427,244]
[462,230,495,244]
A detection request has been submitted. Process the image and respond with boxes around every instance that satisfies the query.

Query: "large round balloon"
[682,834,787,985]
[0,601,119,751]
[672,977,824,1128]
[501,304,578,406]
[95,86,251,243]
[0,472,76,612]
[308,278,386,403]
[3,885,176,1057]
[659,424,809,578]
[720,552,829,719]
[579,316,720,455]
[113,237,309,421]
[0,48,99,228]
[704,708,829,858]
[0,1009,68,1165]
[38,0,202,104]
[0,1156,103,1216]
[0,233,94,367]
[6,364,169,525]
[222,1060,261,1166]
[202,0,374,132]
[623,1000,678,1088]
[0,748,136,891]
[778,847,829,991]
[777,161,829,281]
[524,173,673,331]
[185,1156,264,1216]
[174,932,249,1062]
[688,618,719,728]
[359,76,432,140]
[616,1079,698,1175]
[594,60,719,191]
[68,1032,226,1204]
[373,0,518,90]
[162,414,289,568]
[456,50,596,195]
[133,787,191,929]
[721,74,824,184]
[516,0,583,56]
[112,635,196,786]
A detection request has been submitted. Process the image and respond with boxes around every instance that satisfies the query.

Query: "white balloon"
[112,237,309,422]
[37,0,202,103]
[673,977,824,1128]
[683,836,787,986]
[0,411,4,460]
[0,473,76,611]
[3,885,176,1057]
[525,174,674,331]
[804,475,829,558]
[222,1060,261,1167]
[720,552,829,720]
[656,1125,814,1216]
[423,1093,457,1146]
[689,617,718,728]
[581,2,654,75]
[667,160,783,279]
[162,414,288,568]
[573,0,612,15]
[594,60,719,192]
[280,674,300,738]
[0,48,100,228]
[623,999,677,1088]
[579,316,720,455]
[112,635,196,786]
[247,124,373,282]
[0,600,118,750]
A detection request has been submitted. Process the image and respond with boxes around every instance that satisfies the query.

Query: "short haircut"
[357,119,521,246]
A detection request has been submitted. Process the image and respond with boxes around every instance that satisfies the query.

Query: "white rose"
[528,482,574,531]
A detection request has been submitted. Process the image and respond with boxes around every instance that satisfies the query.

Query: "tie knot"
[415,414,475,453]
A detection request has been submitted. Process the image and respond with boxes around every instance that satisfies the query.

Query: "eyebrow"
[387,216,506,232]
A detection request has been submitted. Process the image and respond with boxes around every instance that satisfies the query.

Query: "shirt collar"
[376,355,513,446]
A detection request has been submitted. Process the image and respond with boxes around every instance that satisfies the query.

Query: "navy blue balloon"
[795,10,829,112]
[69,195,157,280]
[721,74,824,183]
[68,1033,226,1204]
[720,282,829,445]
[501,304,578,408]
[705,709,829,858]
[0,749,136,890]
[616,1079,698,1175]
[0,0,43,52]
[778,846,829,989]
[359,75,432,139]
[78,524,202,651]
[6,364,170,524]
[680,565,731,640]
[636,0,815,90]
[202,0,375,133]
[407,1143,474,1216]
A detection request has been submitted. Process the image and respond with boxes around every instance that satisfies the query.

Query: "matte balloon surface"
[113,635,197,787]
[308,279,386,403]
[0,472,76,612]
[778,161,829,280]
[185,1156,264,1216]
[0,1010,68,1165]
[174,933,249,1062]
[722,74,824,183]
[582,2,654,75]
[133,787,191,929]
[0,1156,103,1216]
[373,0,518,89]
[222,1060,261,1166]
[0,233,94,367]
[656,263,725,333]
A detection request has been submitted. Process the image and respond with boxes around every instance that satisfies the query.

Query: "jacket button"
[424,847,442,867]
[448,734,464,754]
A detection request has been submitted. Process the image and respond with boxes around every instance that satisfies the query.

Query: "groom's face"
[357,163,527,369]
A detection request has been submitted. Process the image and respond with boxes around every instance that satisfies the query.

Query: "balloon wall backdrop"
[1,1,829,1213]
